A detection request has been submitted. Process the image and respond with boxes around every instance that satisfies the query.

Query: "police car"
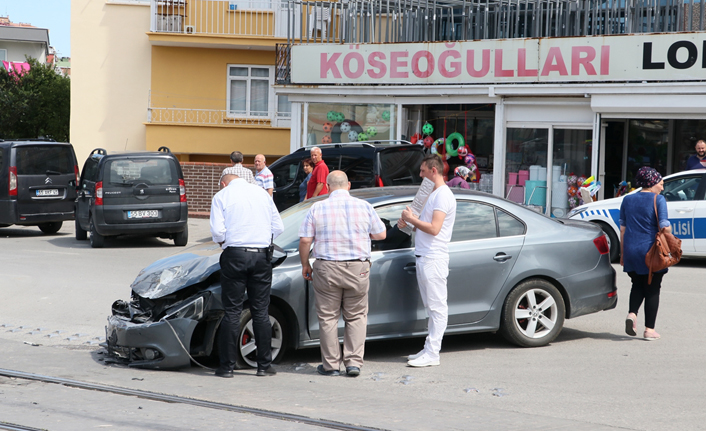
[568,169,706,261]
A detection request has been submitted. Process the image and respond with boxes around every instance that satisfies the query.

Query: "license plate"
[36,189,59,197]
[127,210,159,219]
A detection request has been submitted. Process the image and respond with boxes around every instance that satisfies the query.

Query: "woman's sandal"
[625,314,637,336]
[644,329,661,341]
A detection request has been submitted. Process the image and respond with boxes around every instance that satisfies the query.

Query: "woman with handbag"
[620,166,672,341]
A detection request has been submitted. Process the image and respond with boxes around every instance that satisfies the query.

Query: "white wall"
[70,0,151,163]
[0,41,46,63]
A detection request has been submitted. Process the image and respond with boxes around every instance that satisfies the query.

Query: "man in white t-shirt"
[398,154,456,367]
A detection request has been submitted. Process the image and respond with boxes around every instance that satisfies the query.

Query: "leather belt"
[317,258,369,262]
[229,246,268,253]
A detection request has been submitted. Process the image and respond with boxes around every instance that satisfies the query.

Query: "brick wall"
[181,162,256,216]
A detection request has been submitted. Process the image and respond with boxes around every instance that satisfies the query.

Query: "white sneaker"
[407,353,440,367]
[407,349,426,361]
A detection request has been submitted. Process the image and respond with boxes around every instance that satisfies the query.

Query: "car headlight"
[567,207,587,218]
[162,296,204,321]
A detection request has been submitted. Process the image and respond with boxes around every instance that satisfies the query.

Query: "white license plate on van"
[36,189,59,197]
[128,210,159,219]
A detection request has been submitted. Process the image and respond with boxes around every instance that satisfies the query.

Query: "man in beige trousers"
[298,171,386,377]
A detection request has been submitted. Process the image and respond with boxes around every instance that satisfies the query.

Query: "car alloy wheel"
[500,279,565,347]
[236,307,287,369]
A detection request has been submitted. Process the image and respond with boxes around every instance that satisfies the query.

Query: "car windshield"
[273,200,317,251]
[379,149,424,186]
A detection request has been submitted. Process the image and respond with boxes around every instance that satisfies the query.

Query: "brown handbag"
[645,194,682,284]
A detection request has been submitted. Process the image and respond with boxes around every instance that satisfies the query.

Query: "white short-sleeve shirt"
[414,185,456,257]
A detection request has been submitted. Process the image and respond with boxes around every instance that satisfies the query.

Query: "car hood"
[130,242,287,299]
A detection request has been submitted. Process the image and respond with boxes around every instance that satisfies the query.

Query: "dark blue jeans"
[218,248,273,371]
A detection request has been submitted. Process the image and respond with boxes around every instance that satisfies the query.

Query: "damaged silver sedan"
[105,187,618,370]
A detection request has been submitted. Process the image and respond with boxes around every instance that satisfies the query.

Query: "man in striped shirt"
[254,154,274,197]
[298,171,386,377]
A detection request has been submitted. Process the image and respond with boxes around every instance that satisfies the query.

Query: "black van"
[269,141,425,211]
[75,147,188,248]
[0,139,79,234]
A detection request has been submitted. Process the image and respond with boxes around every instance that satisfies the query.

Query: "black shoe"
[256,366,277,377]
[215,368,234,378]
[316,364,340,376]
[345,366,360,377]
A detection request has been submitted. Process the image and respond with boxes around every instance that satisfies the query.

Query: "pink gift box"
[508,172,518,185]
[518,170,529,186]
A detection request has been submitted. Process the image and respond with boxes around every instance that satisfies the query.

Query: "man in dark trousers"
[210,172,283,377]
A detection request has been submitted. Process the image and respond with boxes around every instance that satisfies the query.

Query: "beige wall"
[70,0,151,164]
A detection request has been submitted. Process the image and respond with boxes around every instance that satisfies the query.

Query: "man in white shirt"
[210,173,283,377]
[254,154,274,197]
[398,154,456,367]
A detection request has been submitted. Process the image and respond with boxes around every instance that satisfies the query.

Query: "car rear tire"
[499,279,565,348]
[89,219,104,248]
[38,222,62,235]
[235,306,288,369]
[173,225,188,246]
[75,218,87,240]
[596,222,620,263]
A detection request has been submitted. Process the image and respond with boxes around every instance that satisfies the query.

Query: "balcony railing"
[275,0,706,83]
[150,0,291,37]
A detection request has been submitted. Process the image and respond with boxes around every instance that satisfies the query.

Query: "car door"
[366,202,427,336]
[685,173,706,254]
[446,200,525,325]
[77,157,100,228]
[305,201,426,340]
[662,173,703,253]
[271,157,305,211]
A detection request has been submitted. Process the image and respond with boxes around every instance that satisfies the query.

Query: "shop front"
[278,31,706,215]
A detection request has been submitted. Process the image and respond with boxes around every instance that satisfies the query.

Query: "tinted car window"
[16,145,74,174]
[82,158,100,183]
[451,201,497,242]
[662,175,702,201]
[271,159,300,188]
[340,154,374,184]
[379,149,424,186]
[498,209,526,236]
[106,159,175,185]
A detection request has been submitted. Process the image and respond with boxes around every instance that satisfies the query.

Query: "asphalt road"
[1,219,705,430]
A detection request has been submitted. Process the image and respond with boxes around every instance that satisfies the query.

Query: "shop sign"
[291,32,706,85]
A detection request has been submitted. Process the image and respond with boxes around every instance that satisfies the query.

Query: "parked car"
[268,141,425,211]
[104,187,617,370]
[0,139,79,234]
[75,147,188,248]
[568,169,706,261]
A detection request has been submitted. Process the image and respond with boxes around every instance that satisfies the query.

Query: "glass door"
[506,126,592,216]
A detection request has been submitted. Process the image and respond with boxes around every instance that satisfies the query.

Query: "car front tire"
[235,306,288,369]
[89,219,104,248]
[38,222,62,235]
[75,218,87,240]
[500,279,565,348]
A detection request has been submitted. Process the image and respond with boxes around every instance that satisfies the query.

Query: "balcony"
[150,0,294,39]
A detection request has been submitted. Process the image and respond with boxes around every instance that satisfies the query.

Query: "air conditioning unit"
[184,25,195,34]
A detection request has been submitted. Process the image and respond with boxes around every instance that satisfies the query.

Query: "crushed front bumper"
[105,315,198,370]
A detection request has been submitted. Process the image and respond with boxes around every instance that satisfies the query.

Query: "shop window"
[673,120,706,173]
[626,120,668,179]
[451,201,497,242]
[0,49,6,63]
[306,103,395,147]
[227,65,273,118]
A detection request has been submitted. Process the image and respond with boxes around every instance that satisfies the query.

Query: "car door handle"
[493,253,512,262]
[675,208,693,213]
[403,263,416,272]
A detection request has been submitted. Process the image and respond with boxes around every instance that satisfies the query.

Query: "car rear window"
[379,149,424,186]
[106,158,175,185]
[15,145,74,175]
